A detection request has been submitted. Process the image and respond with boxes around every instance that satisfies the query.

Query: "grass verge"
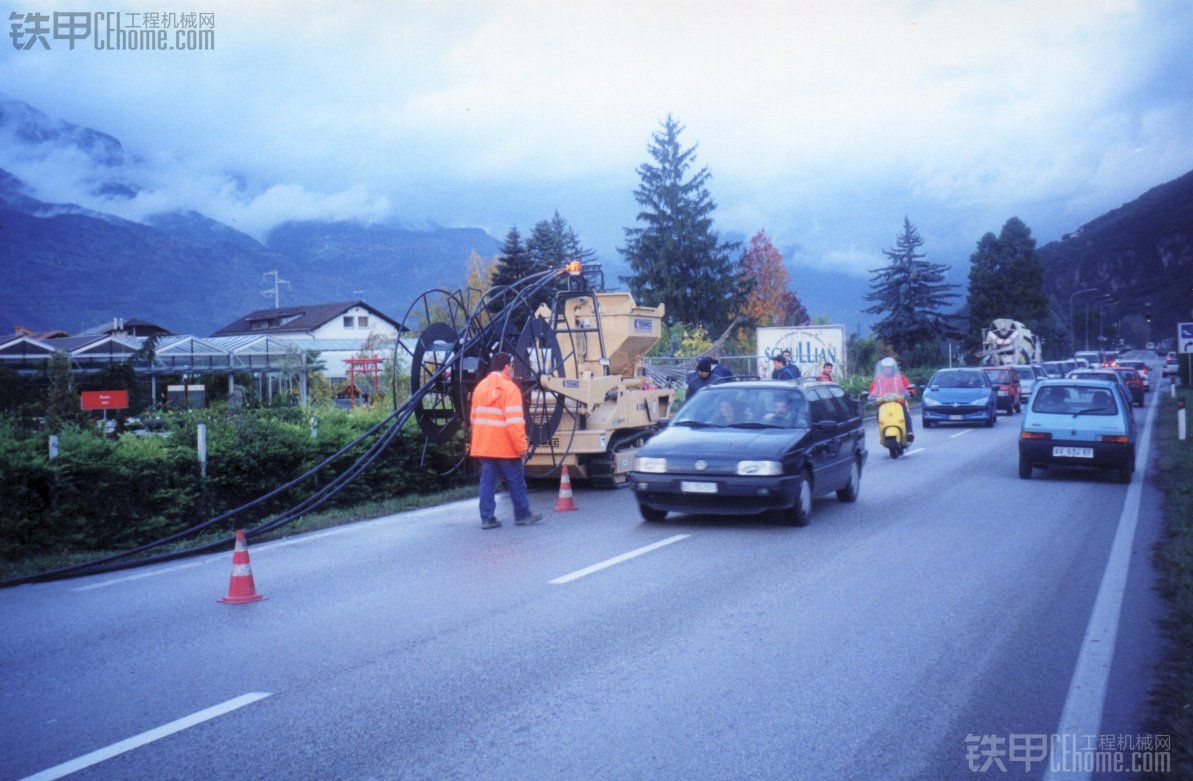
[0,485,477,582]
[1149,383,1193,779]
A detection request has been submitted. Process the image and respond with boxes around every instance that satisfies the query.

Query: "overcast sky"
[4,0,1192,280]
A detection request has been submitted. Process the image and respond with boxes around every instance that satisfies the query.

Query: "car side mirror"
[813,420,839,434]
[858,392,869,402]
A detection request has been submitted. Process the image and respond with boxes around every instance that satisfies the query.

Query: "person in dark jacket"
[771,355,799,381]
[710,357,733,382]
[686,356,717,400]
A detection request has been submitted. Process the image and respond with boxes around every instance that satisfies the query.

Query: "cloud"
[1,0,1191,264]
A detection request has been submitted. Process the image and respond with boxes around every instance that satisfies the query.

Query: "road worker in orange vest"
[470,352,543,529]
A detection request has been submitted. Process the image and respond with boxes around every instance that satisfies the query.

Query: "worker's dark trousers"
[477,457,532,522]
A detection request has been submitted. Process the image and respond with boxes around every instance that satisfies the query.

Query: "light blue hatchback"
[1018,379,1137,482]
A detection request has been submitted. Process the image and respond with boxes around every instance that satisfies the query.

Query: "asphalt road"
[0,371,1172,780]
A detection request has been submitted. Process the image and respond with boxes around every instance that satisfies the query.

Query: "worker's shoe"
[481,518,501,530]
[515,513,543,526]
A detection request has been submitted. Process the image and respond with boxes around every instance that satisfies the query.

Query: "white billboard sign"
[756,325,847,379]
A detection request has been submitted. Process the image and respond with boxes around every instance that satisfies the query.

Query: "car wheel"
[638,503,667,522]
[783,473,812,526]
[1018,458,1032,480]
[922,418,934,429]
[985,413,996,427]
[836,458,861,502]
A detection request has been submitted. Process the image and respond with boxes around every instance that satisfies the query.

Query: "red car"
[1117,360,1150,391]
[1113,367,1146,407]
[981,365,1023,414]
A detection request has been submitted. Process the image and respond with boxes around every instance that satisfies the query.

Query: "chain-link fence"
[642,355,765,388]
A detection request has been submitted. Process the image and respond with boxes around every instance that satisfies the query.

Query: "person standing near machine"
[470,352,543,530]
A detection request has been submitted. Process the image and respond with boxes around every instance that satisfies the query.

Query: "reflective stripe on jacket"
[469,371,529,458]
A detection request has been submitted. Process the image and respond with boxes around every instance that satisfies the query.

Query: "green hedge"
[0,406,465,560]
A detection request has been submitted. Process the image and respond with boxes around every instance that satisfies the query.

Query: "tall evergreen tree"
[864,217,959,357]
[620,115,741,330]
[964,217,1049,352]
[491,226,536,290]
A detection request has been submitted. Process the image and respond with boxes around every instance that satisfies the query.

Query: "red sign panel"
[80,390,129,411]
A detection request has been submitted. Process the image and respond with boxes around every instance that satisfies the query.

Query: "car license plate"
[1052,446,1094,459]
[949,415,964,421]
[680,481,718,494]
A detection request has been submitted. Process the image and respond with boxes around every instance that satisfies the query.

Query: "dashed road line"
[905,447,926,456]
[550,535,691,585]
[948,429,972,439]
[18,692,272,781]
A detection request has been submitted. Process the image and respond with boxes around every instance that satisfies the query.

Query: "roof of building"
[211,300,403,337]
[77,318,173,337]
[12,326,71,339]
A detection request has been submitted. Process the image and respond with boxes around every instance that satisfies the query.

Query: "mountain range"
[1,92,1189,343]
[1039,168,1193,341]
[0,93,500,335]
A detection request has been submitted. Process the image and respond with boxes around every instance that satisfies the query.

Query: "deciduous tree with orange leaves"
[738,230,809,327]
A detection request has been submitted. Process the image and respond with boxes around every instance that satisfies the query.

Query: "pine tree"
[864,217,959,357]
[964,217,1049,352]
[998,217,1048,324]
[620,115,741,331]
[491,226,536,290]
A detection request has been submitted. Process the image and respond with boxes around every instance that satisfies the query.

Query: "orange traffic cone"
[555,466,578,512]
[218,529,265,604]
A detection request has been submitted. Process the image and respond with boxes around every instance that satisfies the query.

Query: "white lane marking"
[18,692,271,781]
[948,429,972,439]
[70,497,481,591]
[71,559,210,592]
[549,535,690,585]
[1042,395,1159,781]
[253,525,353,552]
[905,447,926,456]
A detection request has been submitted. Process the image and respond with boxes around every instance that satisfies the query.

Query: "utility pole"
[262,270,291,309]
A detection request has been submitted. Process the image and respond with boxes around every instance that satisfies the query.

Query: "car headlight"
[922,396,941,407]
[974,396,993,405]
[635,457,667,474]
[736,460,783,476]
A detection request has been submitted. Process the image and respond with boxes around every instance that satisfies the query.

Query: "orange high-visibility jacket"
[469,371,529,458]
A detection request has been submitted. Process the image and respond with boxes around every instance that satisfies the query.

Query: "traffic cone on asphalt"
[554,466,579,512]
[218,529,265,604]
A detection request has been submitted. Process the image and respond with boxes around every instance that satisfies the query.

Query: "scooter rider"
[869,357,915,441]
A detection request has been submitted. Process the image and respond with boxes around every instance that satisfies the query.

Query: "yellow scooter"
[874,392,909,459]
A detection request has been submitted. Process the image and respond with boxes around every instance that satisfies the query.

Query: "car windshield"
[674,387,810,429]
[1117,370,1139,381]
[1032,385,1118,416]
[984,369,1011,384]
[931,371,986,389]
[1041,363,1063,377]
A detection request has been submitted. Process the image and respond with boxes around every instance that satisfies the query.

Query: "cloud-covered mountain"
[0,96,500,335]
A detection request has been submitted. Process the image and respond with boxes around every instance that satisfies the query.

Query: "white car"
[1018,365,1041,397]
